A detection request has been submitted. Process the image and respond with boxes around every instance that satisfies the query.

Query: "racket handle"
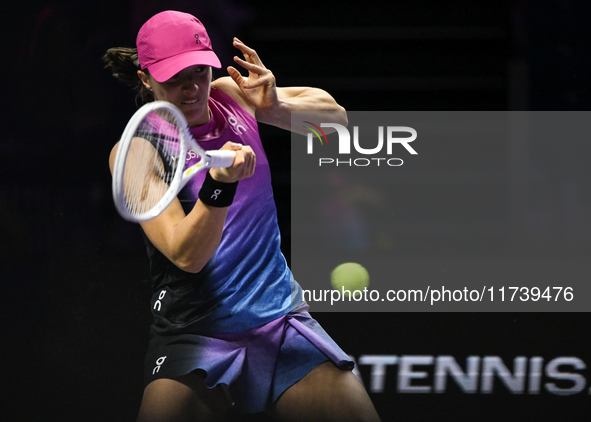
[207,150,236,168]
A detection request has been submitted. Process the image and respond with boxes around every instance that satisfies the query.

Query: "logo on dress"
[152,356,167,374]
[227,115,246,135]
[153,289,167,312]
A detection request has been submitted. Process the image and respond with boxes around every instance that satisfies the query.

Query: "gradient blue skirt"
[143,302,353,413]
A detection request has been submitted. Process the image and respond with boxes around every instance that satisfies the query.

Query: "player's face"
[145,65,213,127]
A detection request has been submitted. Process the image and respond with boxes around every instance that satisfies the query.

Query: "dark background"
[2,0,591,421]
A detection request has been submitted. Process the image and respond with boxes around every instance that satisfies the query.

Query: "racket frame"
[112,101,235,222]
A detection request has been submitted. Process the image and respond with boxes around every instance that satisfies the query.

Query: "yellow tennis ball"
[330,262,369,292]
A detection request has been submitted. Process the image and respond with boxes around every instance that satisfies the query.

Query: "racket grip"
[207,150,236,168]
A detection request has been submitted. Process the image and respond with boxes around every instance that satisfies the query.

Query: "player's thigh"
[136,371,232,422]
[271,361,381,422]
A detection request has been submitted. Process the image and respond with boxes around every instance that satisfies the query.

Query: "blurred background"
[2,0,591,420]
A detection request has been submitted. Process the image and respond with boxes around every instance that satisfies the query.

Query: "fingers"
[236,145,256,178]
[218,141,243,151]
[227,64,274,90]
[210,143,255,183]
[233,56,261,72]
[232,38,263,67]
[227,65,247,88]
[230,38,275,89]
[231,144,256,179]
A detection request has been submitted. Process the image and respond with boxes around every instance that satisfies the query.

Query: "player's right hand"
[210,142,256,183]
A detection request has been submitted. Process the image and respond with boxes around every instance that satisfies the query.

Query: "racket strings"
[123,109,183,217]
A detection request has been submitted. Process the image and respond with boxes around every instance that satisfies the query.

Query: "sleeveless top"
[141,87,302,335]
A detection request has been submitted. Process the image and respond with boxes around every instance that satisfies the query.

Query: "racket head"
[112,101,193,222]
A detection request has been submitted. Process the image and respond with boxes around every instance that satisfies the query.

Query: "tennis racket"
[112,100,236,222]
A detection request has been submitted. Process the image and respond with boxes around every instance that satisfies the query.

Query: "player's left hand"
[227,38,279,112]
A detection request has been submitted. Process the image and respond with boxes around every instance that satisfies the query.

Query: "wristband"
[198,171,238,207]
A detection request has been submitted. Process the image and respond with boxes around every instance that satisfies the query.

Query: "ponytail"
[103,47,153,104]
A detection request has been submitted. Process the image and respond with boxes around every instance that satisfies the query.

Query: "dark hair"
[103,47,153,105]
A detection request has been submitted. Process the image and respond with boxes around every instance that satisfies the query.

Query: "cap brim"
[148,50,222,82]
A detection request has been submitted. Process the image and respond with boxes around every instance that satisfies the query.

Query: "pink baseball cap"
[137,11,221,82]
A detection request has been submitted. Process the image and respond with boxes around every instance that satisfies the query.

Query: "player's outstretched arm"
[217,38,348,133]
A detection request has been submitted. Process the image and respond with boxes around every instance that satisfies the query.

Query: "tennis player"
[104,10,381,422]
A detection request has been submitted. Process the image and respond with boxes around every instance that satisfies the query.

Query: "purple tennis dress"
[140,88,352,413]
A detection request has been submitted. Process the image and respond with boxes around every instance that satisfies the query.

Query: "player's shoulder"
[211,77,255,117]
